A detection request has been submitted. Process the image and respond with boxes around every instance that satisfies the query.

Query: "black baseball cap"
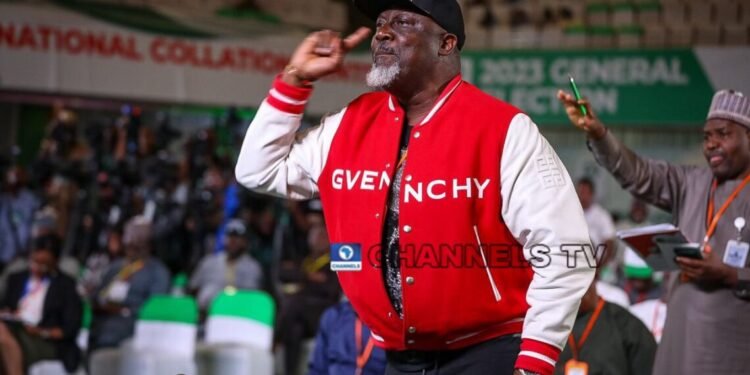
[353,0,466,50]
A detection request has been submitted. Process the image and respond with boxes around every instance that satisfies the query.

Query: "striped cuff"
[265,74,312,114]
[514,338,560,375]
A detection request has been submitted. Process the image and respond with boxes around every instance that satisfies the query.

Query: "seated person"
[0,234,83,374]
[621,249,663,304]
[308,300,386,375]
[190,219,263,312]
[79,227,124,299]
[555,280,657,375]
[88,216,170,353]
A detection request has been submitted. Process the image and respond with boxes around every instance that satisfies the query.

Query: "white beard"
[366,64,401,89]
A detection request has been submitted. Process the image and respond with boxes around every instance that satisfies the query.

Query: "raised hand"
[283,27,371,87]
[556,90,606,139]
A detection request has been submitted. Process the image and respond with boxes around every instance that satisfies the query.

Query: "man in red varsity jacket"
[236,1,595,374]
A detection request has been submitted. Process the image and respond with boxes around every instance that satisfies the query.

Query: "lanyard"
[19,277,48,311]
[567,298,605,361]
[703,174,750,253]
[20,277,47,300]
[116,260,145,281]
[303,254,330,274]
[354,317,375,375]
[100,260,144,299]
[225,261,237,287]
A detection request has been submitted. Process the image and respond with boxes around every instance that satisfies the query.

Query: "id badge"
[564,359,589,375]
[107,281,130,303]
[723,240,750,268]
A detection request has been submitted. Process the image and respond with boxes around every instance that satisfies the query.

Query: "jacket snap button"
[406,276,415,285]
[408,326,416,334]
[403,225,412,233]
[405,175,412,182]
[414,131,421,139]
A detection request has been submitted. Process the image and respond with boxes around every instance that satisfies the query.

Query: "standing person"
[558,88,750,374]
[308,300,387,375]
[0,235,83,374]
[235,1,595,374]
[88,216,170,353]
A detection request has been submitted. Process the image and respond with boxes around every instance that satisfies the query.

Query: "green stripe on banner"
[139,295,198,324]
[209,290,275,327]
[460,49,715,127]
[215,7,281,24]
[54,0,214,38]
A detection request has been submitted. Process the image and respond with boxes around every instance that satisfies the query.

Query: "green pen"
[568,75,588,117]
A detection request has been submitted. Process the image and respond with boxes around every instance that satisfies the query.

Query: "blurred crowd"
[0,105,342,374]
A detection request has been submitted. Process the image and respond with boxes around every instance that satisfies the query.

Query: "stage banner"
[460,49,715,126]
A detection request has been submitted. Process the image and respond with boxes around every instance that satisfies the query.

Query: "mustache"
[373,45,396,56]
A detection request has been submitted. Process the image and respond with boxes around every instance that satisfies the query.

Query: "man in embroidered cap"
[88,216,170,353]
[236,1,596,374]
[558,89,750,375]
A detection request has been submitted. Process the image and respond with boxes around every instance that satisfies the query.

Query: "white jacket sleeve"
[501,113,596,374]
[235,77,345,199]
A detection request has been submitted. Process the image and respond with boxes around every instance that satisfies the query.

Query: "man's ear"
[438,34,458,56]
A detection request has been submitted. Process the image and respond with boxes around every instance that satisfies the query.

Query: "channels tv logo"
[331,243,362,271]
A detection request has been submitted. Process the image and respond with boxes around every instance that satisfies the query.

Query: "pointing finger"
[343,27,372,51]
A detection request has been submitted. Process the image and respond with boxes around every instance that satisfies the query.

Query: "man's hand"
[283,27,371,87]
[677,251,739,286]
[23,325,63,339]
[307,271,327,283]
[24,324,42,336]
[556,90,607,140]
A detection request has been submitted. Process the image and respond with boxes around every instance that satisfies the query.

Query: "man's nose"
[375,24,394,42]
[705,136,719,150]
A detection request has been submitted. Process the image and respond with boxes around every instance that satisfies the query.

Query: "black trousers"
[385,334,521,375]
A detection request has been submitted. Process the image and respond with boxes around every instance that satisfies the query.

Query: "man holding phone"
[558,88,750,375]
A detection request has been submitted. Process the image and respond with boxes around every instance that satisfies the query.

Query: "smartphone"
[674,245,703,260]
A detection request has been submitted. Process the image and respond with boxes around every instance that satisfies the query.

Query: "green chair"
[197,290,276,375]
[115,295,199,375]
[205,289,275,350]
[133,295,199,355]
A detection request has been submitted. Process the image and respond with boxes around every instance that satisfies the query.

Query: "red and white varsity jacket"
[236,74,595,375]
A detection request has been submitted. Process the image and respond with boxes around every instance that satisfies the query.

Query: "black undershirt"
[381,119,412,317]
